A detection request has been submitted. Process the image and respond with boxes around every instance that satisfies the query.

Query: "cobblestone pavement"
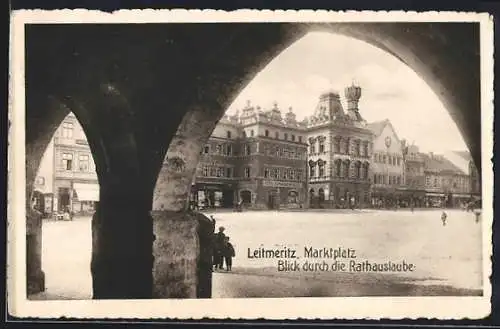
[31,209,483,299]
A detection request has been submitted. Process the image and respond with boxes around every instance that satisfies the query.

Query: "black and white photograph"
[8,9,493,319]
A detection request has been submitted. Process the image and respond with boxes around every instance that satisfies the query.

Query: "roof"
[452,150,472,161]
[366,119,389,137]
[421,153,466,175]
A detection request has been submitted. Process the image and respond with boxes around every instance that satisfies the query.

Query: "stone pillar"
[26,208,45,295]
[151,109,218,298]
[91,187,154,299]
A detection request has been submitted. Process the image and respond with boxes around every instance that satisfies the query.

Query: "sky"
[226,32,467,154]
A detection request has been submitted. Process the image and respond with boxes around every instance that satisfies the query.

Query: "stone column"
[151,109,217,299]
[91,186,154,299]
[26,208,45,295]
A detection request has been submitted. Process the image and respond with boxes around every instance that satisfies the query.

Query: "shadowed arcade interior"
[24,22,481,299]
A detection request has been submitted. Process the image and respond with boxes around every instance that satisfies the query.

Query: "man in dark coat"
[213,226,226,270]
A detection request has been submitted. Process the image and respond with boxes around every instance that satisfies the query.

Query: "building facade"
[368,119,406,208]
[422,152,470,208]
[305,85,373,208]
[401,143,426,207]
[192,102,308,210]
[34,112,99,216]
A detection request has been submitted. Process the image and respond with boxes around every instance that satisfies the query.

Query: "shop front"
[191,182,235,209]
[261,180,305,210]
[424,192,446,208]
[396,188,426,208]
[73,182,100,215]
[370,186,398,209]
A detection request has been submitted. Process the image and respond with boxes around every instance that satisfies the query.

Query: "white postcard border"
[8,9,494,320]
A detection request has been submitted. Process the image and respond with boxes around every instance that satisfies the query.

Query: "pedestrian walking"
[222,236,235,271]
[441,211,447,226]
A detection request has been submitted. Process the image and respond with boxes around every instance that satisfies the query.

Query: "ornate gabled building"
[192,101,308,210]
[367,119,406,208]
[305,84,373,208]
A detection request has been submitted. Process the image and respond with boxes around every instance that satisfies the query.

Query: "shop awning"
[73,183,99,201]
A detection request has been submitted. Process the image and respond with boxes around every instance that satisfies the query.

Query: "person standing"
[213,226,226,270]
[222,236,235,271]
[441,211,448,226]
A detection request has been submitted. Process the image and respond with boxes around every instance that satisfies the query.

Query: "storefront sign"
[262,180,302,188]
[426,192,445,197]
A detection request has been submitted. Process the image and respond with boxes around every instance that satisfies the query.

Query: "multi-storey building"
[422,152,470,208]
[401,143,426,207]
[443,150,481,201]
[33,112,99,216]
[192,102,308,210]
[367,119,406,208]
[305,85,373,208]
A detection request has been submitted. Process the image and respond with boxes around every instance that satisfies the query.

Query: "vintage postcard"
[8,9,493,320]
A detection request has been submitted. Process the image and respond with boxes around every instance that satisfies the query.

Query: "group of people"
[210,217,235,272]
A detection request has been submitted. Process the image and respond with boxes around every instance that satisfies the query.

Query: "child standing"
[222,236,235,271]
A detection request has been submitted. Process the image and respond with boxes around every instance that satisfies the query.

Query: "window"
[335,160,342,177]
[344,138,350,154]
[333,137,341,154]
[309,163,315,178]
[203,145,210,154]
[265,130,269,137]
[318,161,325,177]
[79,154,90,172]
[244,145,251,155]
[355,162,361,178]
[264,168,270,178]
[363,164,369,180]
[319,139,325,153]
[250,130,254,137]
[244,167,250,178]
[382,155,386,163]
[433,178,438,187]
[62,153,73,170]
[225,144,232,156]
[226,167,233,178]
[242,131,247,138]
[216,144,222,154]
[227,131,232,139]
[363,142,369,157]
[291,134,295,141]
[275,131,279,139]
[309,139,316,154]
[355,141,361,156]
[284,133,288,140]
[343,161,350,178]
[397,157,401,166]
[297,170,302,181]
[397,176,401,185]
[298,136,302,143]
[62,122,74,138]
[203,166,209,176]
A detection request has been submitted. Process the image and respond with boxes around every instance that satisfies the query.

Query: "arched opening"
[318,188,325,205]
[240,190,252,204]
[28,110,100,300]
[288,190,298,204]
